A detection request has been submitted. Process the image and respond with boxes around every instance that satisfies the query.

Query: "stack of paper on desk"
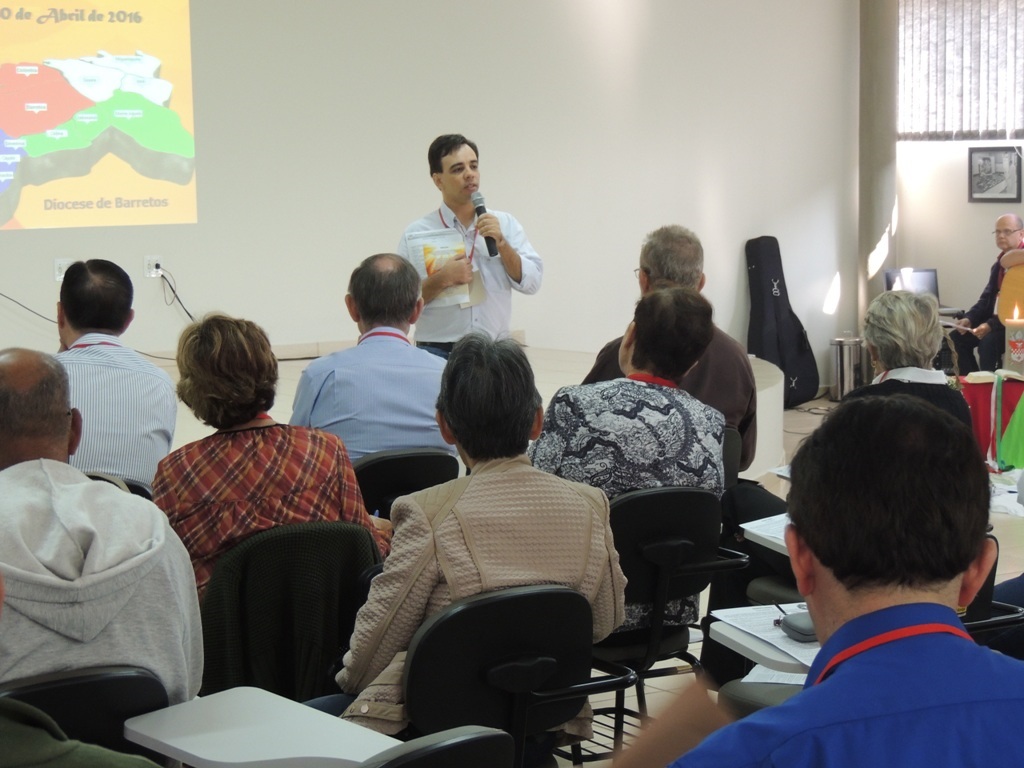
[711,604,821,669]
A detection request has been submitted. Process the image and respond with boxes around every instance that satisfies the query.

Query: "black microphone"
[471,191,500,257]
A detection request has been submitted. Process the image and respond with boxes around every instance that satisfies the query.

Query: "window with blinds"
[899,0,1024,140]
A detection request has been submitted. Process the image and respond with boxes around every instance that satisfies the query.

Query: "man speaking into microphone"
[396,134,543,357]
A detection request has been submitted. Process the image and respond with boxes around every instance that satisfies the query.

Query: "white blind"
[899,0,1024,140]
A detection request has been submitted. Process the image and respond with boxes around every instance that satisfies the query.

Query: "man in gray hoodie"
[0,348,202,705]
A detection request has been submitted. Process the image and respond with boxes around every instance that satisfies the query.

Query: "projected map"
[0,2,196,229]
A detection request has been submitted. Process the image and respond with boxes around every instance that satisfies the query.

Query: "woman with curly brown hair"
[152,313,390,598]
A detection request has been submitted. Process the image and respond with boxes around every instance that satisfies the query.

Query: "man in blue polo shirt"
[290,253,455,461]
[617,395,1024,768]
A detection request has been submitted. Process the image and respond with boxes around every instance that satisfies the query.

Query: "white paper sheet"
[711,604,821,668]
[741,664,807,685]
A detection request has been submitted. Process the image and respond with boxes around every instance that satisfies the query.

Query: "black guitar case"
[745,236,819,408]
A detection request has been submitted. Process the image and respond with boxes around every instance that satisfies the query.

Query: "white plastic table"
[124,686,401,768]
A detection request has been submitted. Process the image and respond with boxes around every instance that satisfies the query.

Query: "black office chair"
[723,427,742,490]
[125,481,154,500]
[701,482,797,684]
[359,725,514,768]
[0,665,169,763]
[576,488,747,761]
[84,473,153,500]
[85,471,131,493]
[200,521,382,701]
[353,448,460,519]
[402,585,637,768]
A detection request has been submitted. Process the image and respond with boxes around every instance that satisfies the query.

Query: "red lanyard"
[438,208,478,263]
[813,623,972,685]
[627,372,678,389]
[69,341,119,350]
[359,330,410,345]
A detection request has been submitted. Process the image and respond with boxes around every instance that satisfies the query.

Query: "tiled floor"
[160,347,1024,767]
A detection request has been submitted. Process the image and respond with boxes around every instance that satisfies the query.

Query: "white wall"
[896,141,1023,313]
[1,0,860,381]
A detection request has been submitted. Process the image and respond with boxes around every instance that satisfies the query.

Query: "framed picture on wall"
[968,146,1022,203]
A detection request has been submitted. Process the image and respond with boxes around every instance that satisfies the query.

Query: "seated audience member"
[55,259,177,494]
[845,290,971,427]
[0,571,161,768]
[0,349,201,706]
[582,225,756,470]
[152,314,390,599]
[616,395,1024,768]
[531,285,724,500]
[531,286,723,630]
[328,334,625,740]
[290,253,455,461]
[706,292,970,682]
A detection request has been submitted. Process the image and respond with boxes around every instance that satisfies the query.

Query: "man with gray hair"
[951,212,1024,372]
[583,225,757,470]
[0,348,201,706]
[290,253,454,461]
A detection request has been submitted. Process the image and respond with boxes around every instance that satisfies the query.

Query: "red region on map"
[0,63,96,137]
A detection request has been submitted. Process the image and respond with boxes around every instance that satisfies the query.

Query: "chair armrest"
[674,548,750,578]
[526,660,638,707]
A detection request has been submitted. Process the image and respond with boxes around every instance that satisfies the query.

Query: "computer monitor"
[883,267,960,316]
[883,267,940,299]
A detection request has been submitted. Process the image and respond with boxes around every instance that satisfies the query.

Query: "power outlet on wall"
[144,257,163,278]
[54,259,73,282]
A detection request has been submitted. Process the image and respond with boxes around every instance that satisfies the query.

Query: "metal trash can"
[830,336,863,401]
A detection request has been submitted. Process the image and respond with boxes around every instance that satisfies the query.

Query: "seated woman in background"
[530,284,724,629]
[845,290,971,427]
[152,314,390,598]
[530,284,724,499]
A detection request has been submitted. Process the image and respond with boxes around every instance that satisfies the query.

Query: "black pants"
[952,325,1004,373]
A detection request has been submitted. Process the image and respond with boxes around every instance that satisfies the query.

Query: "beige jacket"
[337,455,626,734]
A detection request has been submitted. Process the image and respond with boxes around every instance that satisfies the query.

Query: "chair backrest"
[358,725,514,768]
[609,487,723,607]
[601,487,734,674]
[403,585,594,739]
[723,427,742,489]
[200,521,382,701]
[0,666,168,762]
[353,448,460,519]
[125,481,153,500]
[85,472,131,493]
[964,534,999,623]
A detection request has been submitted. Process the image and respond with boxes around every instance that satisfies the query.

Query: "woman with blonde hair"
[845,291,971,427]
[153,314,390,597]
